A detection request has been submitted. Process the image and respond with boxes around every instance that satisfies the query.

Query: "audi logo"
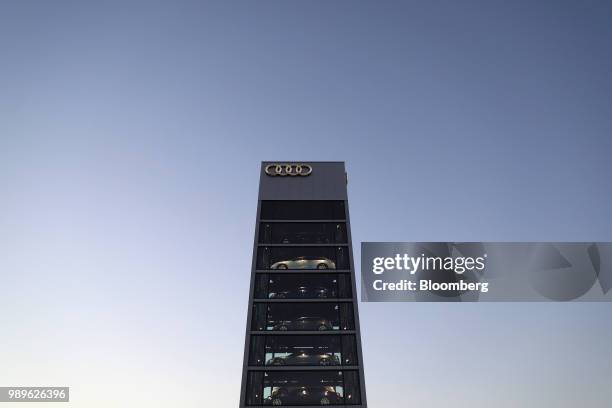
[265,163,312,177]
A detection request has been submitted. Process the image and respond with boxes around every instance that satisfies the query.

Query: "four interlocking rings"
[265,163,313,177]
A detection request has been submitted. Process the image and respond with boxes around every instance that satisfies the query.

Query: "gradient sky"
[1,1,611,407]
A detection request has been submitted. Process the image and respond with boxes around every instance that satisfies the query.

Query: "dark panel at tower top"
[259,161,348,201]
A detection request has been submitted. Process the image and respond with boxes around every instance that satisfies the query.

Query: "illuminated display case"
[241,162,367,407]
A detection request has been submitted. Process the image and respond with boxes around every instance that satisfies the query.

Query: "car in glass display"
[266,352,340,366]
[268,286,332,299]
[272,317,334,331]
[280,232,330,244]
[270,256,336,270]
[265,386,342,406]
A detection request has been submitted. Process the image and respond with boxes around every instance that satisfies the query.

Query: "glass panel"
[249,335,358,367]
[339,303,355,332]
[254,274,351,299]
[254,274,269,299]
[249,335,266,366]
[259,223,347,244]
[260,201,345,220]
[343,371,362,405]
[246,370,360,406]
[337,275,351,298]
[246,371,264,405]
[341,336,358,366]
[251,303,355,332]
[251,303,268,331]
[257,246,349,270]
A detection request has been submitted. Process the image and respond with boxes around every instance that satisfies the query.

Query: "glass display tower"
[240,162,367,407]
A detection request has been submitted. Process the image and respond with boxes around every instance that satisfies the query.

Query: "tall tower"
[240,162,367,407]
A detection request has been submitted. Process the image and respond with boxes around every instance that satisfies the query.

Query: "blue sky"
[1,1,611,406]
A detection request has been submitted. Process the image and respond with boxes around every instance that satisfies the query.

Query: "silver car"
[270,256,336,270]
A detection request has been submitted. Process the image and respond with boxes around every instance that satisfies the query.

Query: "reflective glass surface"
[254,274,352,299]
[251,303,355,332]
[259,223,347,244]
[246,370,361,406]
[260,201,345,220]
[257,246,349,270]
[249,335,358,367]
